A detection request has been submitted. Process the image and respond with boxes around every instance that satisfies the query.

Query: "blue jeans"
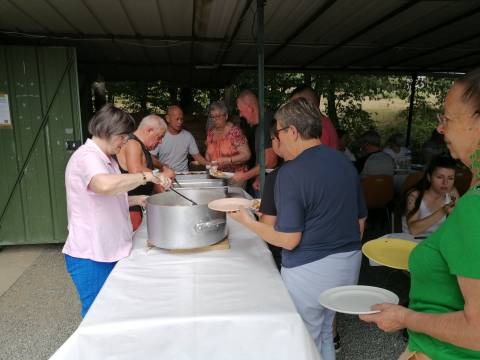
[64,255,117,317]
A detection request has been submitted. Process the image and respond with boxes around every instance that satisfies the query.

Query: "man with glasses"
[151,105,209,172]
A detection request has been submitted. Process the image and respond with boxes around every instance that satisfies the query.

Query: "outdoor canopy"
[1,0,479,87]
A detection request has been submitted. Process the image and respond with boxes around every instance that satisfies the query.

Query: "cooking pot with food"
[146,188,227,249]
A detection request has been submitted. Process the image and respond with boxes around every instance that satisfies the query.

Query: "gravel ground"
[0,245,407,360]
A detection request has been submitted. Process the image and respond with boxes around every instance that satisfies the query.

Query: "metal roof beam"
[265,0,337,63]
[386,31,480,69]
[302,0,418,68]
[216,0,255,66]
[77,60,465,74]
[44,0,84,34]
[189,0,197,85]
[342,4,480,69]
[421,49,480,70]
[118,0,153,64]
[6,0,51,33]
[155,0,172,65]
[78,0,127,63]
[0,31,225,43]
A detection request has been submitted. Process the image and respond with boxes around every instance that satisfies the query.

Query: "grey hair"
[274,98,322,140]
[88,103,135,139]
[457,67,480,111]
[361,130,381,147]
[138,114,167,130]
[208,101,229,116]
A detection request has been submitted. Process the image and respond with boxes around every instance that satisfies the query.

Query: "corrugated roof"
[1,0,479,87]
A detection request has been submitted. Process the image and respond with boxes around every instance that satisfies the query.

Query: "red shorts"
[129,210,143,231]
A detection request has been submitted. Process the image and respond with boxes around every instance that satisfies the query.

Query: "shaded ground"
[0,244,407,360]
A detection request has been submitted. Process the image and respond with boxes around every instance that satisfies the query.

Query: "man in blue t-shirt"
[230,98,367,360]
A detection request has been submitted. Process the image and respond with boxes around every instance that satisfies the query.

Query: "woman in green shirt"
[361,69,480,360]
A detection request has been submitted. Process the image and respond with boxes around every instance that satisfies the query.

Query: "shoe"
[334,334,341,353]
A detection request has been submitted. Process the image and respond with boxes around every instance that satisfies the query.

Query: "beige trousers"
[398,348,431,360]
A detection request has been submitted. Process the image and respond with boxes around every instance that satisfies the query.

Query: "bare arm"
[229,207,301,250]
[125,141,151,174]
[264,147,278,169]
[359,217,366,240]
[151,156,165,170]
[404,276,480,350]
[361,276,480,351]
[233,143,251,164]
[259,214,276,226]
[406,191,452,235]
[128,195,149,207]
[192,153,210,166]
[89,172,160,196]
[211,143,251,167]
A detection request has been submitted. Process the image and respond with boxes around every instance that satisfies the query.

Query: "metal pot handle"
[195,219,226,232]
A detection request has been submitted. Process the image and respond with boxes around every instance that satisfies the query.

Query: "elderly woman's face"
[437,83,480,166]
[210,109,227,128]
[109,134,129,155]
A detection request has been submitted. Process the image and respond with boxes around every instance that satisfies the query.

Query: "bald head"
[290,86,320,108]
[165,105,184,133]
[237,90,258,107]
[236,89,259,124]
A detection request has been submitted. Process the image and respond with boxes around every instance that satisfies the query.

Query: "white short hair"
[138,114,167,130]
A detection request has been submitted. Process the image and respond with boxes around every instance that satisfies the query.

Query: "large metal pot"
[146,188,227,249]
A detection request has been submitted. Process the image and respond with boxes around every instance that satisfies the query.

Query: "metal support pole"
[406,73,418,147]
[257,0,266,195]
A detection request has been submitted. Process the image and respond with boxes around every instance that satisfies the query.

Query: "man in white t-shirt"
[152,105,209,172]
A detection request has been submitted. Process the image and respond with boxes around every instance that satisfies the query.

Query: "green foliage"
[231,71,304,111]
[382,75,456,161]
[106,72,457,163]
[106,81,172,114]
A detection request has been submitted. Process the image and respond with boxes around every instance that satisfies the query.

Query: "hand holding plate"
[227,205,252,225]
[359,303,411,332]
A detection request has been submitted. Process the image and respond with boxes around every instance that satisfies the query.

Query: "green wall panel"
[0,46,82,245]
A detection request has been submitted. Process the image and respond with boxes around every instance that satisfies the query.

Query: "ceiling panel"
[2,0,480,86]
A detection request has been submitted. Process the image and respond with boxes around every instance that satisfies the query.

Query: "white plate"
[209,169,234,179]
[319,285,399,315]
[208,198,252,212]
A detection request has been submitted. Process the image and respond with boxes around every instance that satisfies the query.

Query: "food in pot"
[251,199,261,211]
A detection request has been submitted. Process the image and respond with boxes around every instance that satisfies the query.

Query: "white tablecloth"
[51,218,320,360]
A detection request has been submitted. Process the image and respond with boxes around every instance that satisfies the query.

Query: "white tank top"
[402,193,451,237]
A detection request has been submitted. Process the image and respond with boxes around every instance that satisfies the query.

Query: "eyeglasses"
[437,110,480,126]
[273,125,290,138]
[210,113,226,120]
[436,113,448,126]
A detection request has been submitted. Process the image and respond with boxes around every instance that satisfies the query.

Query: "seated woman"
[402,155,460,237]
[205,101,251,187]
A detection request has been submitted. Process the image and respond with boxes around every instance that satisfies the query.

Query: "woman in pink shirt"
[63,104,171,317]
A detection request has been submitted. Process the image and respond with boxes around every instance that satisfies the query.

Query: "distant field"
[362,97,408,126]
[319,96,409,129]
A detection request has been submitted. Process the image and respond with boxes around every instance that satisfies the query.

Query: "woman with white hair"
[361,69,480,360]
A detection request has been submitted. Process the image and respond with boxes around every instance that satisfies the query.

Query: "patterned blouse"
[206,124,248,172]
